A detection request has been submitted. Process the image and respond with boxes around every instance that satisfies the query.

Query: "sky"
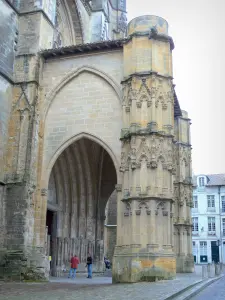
[127,0,225,175]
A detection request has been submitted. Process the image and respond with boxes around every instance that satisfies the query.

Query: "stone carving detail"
[121,134,175,174]
[115,184,122,192]
[41,188,48,196]
[13,85,32,113]
[136,78,151,108]
[122,77,174,111]
[134,201,151,216]
[156,201,169,217]
[135,209,141,215]
[157,201,165,210]
[120,152,126,172]
[124,202,132,216]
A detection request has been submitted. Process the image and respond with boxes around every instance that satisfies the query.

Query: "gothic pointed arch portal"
[45,136,117,276]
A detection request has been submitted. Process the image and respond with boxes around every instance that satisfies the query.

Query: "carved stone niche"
[150,160,158,169]
[138,200,150,216]
[136,101,141,108]
[178,199,184,206]
[124,202,132,217]
[162,211,169,216]
[115,184,122,192]
[41,188,48,196]
[135,209,141,215]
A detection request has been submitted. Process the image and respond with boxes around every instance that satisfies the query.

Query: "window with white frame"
[222,218,225,236]
[199,241,207,255]
[208,217,216,232]
[199,177,205,187]
[207,195,215,209]
[192,217,199,232]
[193,196,198,208]
[222,196,225,213]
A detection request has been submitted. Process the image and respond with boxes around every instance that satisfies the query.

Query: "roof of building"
[40,39,126,59]
[193,174,225,186]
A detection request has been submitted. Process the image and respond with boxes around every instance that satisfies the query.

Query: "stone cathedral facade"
[0,0,193,282]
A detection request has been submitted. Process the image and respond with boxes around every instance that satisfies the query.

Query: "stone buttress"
[173,110,194,273]
[113,15,183,282]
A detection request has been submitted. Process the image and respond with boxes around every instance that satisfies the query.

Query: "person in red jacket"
[68,254,80,279]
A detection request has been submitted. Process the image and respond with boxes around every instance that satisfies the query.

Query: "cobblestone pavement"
[190,274,225,300]
[0,273,203,300]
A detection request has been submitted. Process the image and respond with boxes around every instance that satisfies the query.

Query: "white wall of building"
[192,175,225,264]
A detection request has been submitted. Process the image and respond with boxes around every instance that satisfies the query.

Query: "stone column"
[113,15,177,283]
[174,111,194,272]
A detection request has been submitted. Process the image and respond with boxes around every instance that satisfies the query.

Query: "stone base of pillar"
[176,254,194,273]
[0,247,49,281]
[112,246,176,283]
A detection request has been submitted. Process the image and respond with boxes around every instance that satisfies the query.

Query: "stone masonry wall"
[0,76,12,182]
[0,0,18,79]
[0,1,17,182]
[40,50,123,172]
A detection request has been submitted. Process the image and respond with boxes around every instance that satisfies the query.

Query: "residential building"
[192,174,225,264]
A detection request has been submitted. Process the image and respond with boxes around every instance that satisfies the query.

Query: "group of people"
[68,254,110,279]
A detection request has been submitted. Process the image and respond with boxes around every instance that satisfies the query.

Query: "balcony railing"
[192,231,199,236]
[208,231,216,236]
[207,207,216,212]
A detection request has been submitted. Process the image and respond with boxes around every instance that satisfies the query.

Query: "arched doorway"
[45,137,117,276]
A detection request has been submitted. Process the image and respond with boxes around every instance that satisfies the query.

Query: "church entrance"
[45,209,57,276]
[46,137,117,276]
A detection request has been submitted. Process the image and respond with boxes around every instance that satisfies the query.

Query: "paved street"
[191,274,225,300]
[0,273,203,300]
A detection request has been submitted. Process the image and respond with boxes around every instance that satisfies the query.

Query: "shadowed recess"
[46,137,117,276]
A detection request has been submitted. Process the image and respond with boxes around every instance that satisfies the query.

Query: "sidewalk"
[0,266,222,300]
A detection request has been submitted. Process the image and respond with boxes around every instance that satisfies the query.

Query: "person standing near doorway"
[86,253,93,278]
[68,254,79,279]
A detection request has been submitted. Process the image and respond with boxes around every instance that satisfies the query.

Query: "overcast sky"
[127,0,225,175]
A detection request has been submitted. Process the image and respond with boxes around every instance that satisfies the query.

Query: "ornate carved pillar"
[113,15,177,283]
[174,111,194,273]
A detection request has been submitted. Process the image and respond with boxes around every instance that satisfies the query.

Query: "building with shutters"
[192,174,225,264]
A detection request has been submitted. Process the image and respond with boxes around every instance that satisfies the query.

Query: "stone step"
[104,269,112,277]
